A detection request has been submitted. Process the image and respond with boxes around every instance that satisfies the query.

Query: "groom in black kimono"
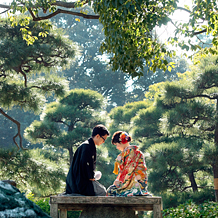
[66,124,110,196]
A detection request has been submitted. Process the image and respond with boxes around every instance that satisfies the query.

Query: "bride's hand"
[114,180,121,187]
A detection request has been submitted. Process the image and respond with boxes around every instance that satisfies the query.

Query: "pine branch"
[29,8,99,22]
[56,120,70,127]
[201,126,215,132]
[0,4,10,9]
[0,72,6,78]
[169,6,207,37]
[0,107,27,150]
[176,93,218,100]
[19,69,28,88]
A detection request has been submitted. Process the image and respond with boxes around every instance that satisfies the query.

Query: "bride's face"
[114,143,126,152]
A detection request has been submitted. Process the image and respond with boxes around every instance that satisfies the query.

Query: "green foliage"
[96,146,115,188]
[0,148,67,196]
[0,16,76,77]
[67,211,81,218]
[6,0,178,75]
[146,141,186,193]
[162,200,218,218]
[0,15,77,148]
[26,192,81,217]
[170,0,218,55]
[27,193,50,215]
[161,188,215,209]
[25,89,106,163]
[132,104,164,140]
[130,58,188,101]
[51,9,132,112]
[93,0,176,76]
[0,107,41,149]
[157,54,218,200]
[2,0,217,76]
[109,100,152,127]
[161,55,218,146]
[202,141,218,166]
[107,67,214,196]
[35,198,50,215]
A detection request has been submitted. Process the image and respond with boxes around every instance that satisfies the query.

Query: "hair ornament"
[119,132,129,144]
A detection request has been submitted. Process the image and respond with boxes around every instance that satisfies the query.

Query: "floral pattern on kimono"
[107,145,148,196]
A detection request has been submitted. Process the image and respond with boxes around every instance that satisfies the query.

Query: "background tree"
[51,6,191,111]
[107,80,214,205]
[0,147,67,196]
[51,7,131,112]
[160,55,218,201]
[0,16,77,149]
[0,0,216,76]
[107,101,152,166]
[0,108,41,149]
[132,81,213,197]
[1,0,217,208]
[131,57,189,101]
[145,138,210,195]
[25,89,105,164]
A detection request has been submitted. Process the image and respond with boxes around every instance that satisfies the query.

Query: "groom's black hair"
[92,124,110,137]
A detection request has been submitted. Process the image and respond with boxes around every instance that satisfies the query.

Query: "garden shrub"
[161,188,215,209]
[67,211,81,218]
[162,200,218,218]
[27,193,50,215]
[27,192,81,218]
[35,198,50,215]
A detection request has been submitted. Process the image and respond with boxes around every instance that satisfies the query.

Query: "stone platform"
[50,196,162,218]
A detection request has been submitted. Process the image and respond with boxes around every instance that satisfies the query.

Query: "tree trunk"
[68,146,74,165]
[213,99,218,202]
[67,124,75,165]
[0,107,25,150]
[188,171,198,192]
[212,164,218,202]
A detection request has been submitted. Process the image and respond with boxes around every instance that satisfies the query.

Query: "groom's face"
[95,134,108,146]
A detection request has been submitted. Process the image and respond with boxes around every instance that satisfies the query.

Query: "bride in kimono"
[107,131,149,196]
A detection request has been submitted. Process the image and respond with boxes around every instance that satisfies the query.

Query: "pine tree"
[162,55,218,201]
[25,89,105,164]
[0,16,77,149]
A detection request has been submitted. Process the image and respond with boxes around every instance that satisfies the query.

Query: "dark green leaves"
[93,0,177,76]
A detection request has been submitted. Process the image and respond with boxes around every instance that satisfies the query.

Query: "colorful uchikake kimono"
[107,145,148,196]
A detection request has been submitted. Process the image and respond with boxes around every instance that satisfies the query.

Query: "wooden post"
[59,209,67,218]
[50,203,58,218]
[153,204,162,218]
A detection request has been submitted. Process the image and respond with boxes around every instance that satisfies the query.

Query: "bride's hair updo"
[111,131,132,144]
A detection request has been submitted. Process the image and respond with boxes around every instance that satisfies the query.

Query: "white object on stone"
[94,171,102,180]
